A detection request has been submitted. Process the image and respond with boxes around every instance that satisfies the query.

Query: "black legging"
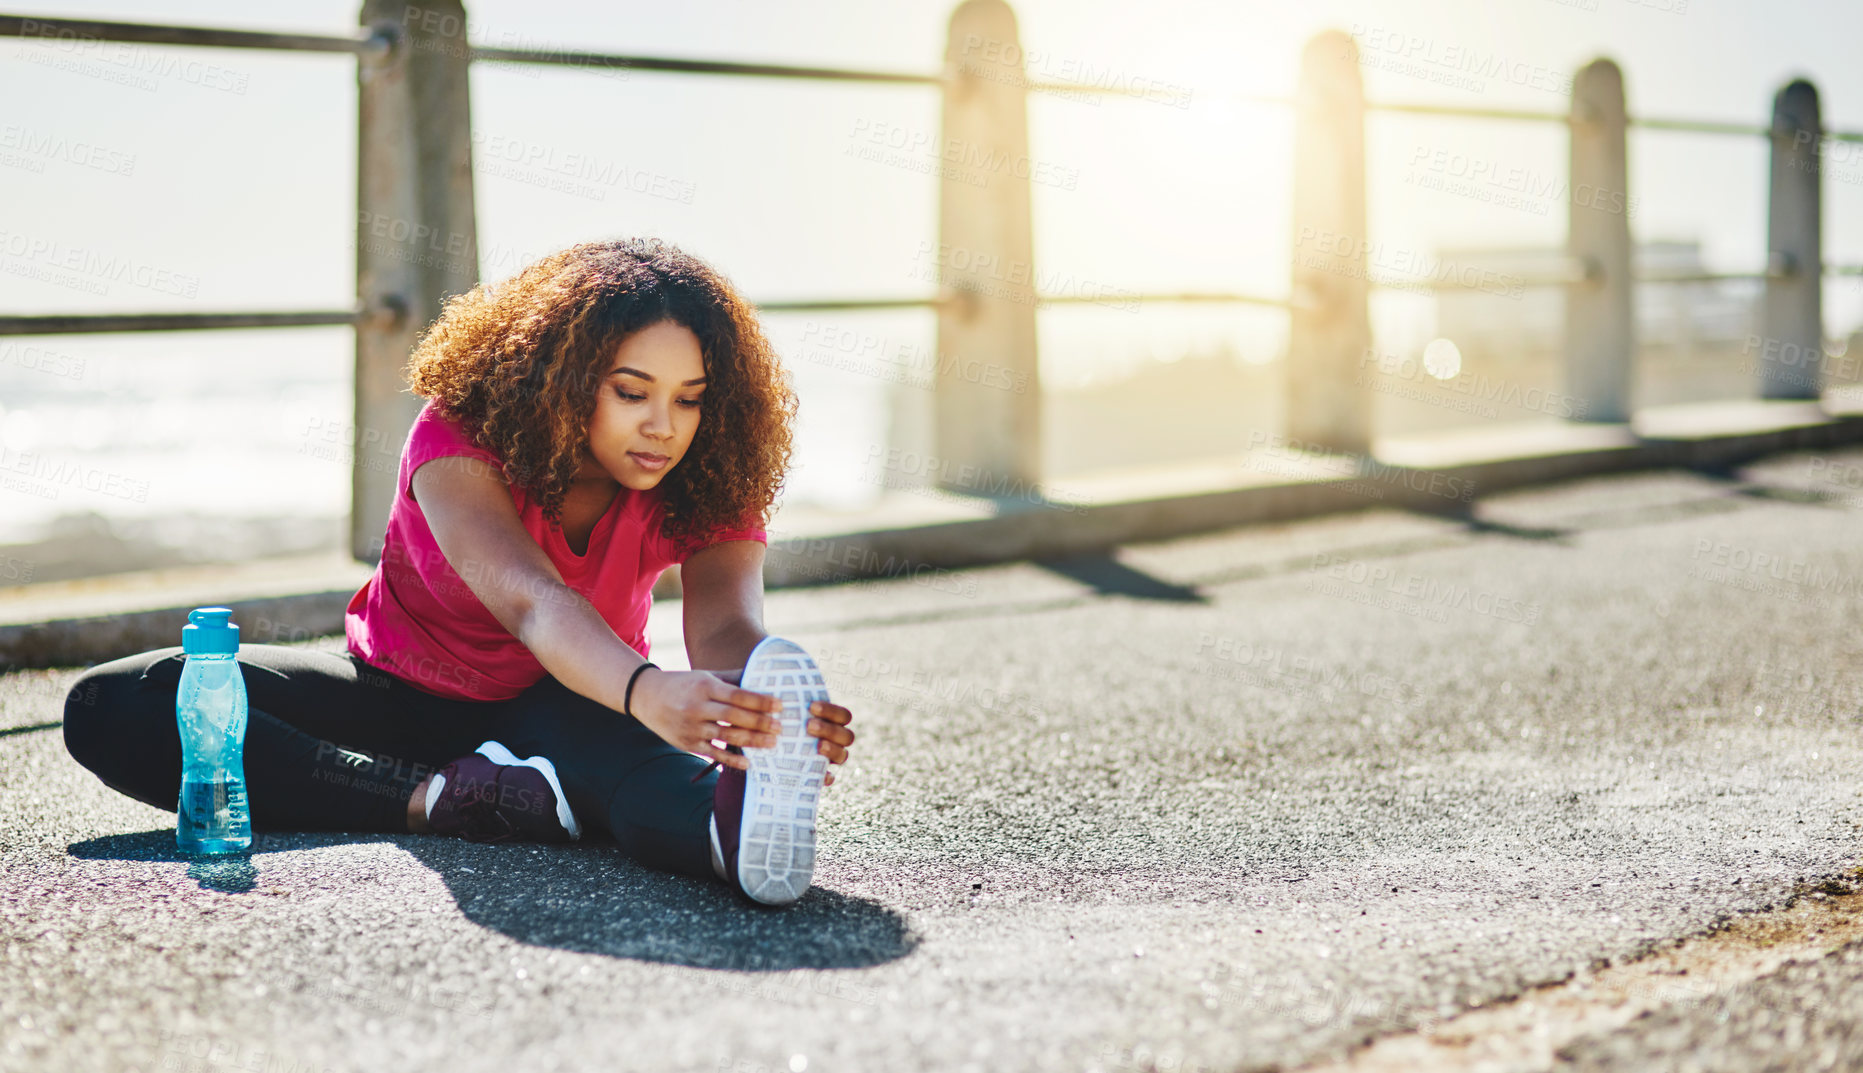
[61,644,719,880]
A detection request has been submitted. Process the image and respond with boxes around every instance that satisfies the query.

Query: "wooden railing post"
[1565,59,1634,423]
[933,0,1041,493]
[1287,31,1371,455]
[1760,78,1823,400]
[353,0,480,562]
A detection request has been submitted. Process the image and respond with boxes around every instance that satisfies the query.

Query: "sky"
[2,0,1862,530]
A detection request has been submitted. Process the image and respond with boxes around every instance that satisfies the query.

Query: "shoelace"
[445,772,518,843]
[689,743,746,783]
[456,798,518,842]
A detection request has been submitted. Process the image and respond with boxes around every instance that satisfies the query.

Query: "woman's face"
[582,319,707,491]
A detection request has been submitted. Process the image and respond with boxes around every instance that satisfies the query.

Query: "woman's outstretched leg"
[490,673,719,881]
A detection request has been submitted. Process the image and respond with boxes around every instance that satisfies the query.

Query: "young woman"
[62,238,855,906]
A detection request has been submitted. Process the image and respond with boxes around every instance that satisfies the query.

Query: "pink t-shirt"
[344,399,767,700]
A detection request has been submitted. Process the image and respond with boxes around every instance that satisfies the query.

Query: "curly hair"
[405,237,797,551]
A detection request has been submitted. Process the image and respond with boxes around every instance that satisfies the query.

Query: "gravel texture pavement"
[3,446,1863,1073]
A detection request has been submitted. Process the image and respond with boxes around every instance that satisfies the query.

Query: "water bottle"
[175,607,251,855]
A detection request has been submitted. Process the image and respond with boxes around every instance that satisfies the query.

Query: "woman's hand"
[638,667,857,786]
[628,667,782,771]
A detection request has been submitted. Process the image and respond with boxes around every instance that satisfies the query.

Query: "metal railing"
[0,6,1853,557]
[0,14,389,55]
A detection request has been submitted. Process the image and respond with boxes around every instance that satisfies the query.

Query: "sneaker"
[425,741,581,844]
[709,636,831,905]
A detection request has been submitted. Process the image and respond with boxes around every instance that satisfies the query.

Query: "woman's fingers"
[676,673,855,776]
[809,700,853,726]
[803,701,855,762]
[719,686,782,729]
[698,686,779,736]
[810,724,851,765]
[695,740,750,771]
[698,686,853,759]
[710,722,778,750]
[807,717,855,748]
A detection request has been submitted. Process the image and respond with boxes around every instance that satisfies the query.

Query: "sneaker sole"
[734,636,831,905]
[475,740,582,841]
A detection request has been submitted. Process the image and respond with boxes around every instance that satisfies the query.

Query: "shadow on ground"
[69,829,918,972]
[1032,552,1208,602]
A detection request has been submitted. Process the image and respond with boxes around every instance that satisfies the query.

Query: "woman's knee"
[62,646,184,778]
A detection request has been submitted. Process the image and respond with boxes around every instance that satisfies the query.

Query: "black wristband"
[623,661,659,719]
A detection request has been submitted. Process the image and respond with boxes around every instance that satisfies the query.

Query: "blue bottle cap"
[182,607,240,655]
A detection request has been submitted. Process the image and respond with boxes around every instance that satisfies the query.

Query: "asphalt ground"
[4,445,1863,1073]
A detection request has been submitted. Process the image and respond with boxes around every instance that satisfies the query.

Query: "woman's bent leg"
[494,675,718,881]
[63,644,495,833]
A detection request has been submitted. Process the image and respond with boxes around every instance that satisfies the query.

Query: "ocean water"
[0,320,909,567]
[0,328,353,546]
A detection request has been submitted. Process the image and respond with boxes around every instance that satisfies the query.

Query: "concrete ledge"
[763,399,1863,584]
[0,552,372,670]
[7,397,1863,668]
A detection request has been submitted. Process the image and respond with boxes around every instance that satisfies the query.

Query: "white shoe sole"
[733,636,831,905]
[474,740,582,841]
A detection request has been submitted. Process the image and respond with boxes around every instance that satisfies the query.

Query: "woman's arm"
[414,455,646,711]
[681,539,856,778]
[679,539,771,672]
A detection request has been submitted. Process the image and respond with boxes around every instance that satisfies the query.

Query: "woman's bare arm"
[680,539,771,673]
[681,539,856,775]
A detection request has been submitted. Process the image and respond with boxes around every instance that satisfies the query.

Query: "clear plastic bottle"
[175,607,251,855]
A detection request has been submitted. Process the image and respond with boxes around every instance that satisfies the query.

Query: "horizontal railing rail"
[469,45,938,85]
[0,292,1320,335]
[0,309,376,336]
[11,14,1861,134]
[0,13,390,55]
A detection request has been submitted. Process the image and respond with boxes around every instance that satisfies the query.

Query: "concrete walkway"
[4,445,1863,1073]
